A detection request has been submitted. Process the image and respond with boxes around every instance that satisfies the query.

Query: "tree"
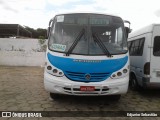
[24,26,47,39]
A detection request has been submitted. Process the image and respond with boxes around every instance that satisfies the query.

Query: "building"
[0,24,32,38]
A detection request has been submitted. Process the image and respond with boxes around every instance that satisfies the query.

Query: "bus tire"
[50,93,60,100]
[110,95,121,101]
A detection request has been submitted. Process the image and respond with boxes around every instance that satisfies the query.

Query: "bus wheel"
[50,93,60,100]
[130,75,139,90]
[110,95,121,101]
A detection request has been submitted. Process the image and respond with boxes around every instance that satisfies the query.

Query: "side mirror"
[47,19,53,38]
[124,20,131,38]
[47,27,51,38]
[125,27,132,38]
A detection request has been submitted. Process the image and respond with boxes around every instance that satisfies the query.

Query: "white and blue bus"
[44,13,130,100]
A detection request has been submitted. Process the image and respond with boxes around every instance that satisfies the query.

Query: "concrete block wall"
[0,38,46,66]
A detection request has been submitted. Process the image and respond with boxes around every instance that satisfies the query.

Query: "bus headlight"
[123,69,128,73]
[111,68,128,79]
[47,66,52,70]
[112,74,116,78]
[46,65,64,77]
[117,72,122,76]
[59,72,63,75]
[53,69,58,73]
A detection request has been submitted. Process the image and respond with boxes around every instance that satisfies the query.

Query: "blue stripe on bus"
[47,52,128,75]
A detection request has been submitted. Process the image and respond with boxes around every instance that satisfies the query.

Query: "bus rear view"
[44,13,130,100]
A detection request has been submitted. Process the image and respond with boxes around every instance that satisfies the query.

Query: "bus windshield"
[49,13,128,55]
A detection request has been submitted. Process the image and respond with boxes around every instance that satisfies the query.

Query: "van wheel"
[50,93,60,100]
[130,75,139,90]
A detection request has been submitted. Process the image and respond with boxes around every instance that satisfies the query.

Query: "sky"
[1,0,160,31]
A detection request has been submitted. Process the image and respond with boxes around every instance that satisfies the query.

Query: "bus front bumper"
[44,71,129,96]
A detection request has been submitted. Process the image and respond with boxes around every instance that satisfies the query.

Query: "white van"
[128,24,160,89]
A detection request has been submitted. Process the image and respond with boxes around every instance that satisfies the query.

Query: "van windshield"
[49,13,128,55]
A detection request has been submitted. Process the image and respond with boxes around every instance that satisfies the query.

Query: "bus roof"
[52,12,121,19]
[128,24,160,40]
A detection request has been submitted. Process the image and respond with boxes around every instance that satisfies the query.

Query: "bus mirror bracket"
[124,20,132,38]
[47,27,51,38]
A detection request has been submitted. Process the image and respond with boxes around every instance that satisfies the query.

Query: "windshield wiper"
[66,28,85,56]
[92,32,112,57]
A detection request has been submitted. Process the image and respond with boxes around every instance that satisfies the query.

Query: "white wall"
[0,38,42,51]
[0,38,46,66]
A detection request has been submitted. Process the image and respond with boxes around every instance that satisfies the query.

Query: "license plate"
[80,86,95,91]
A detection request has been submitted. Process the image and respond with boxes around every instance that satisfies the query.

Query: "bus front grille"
[64,71,110,82]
